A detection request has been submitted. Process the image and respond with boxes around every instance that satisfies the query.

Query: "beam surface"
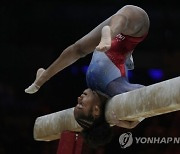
[34,76,180,141]
[106,76,180,122]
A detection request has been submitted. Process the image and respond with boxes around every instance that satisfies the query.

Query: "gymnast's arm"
[116,120,140,129]
[107,79,145,129]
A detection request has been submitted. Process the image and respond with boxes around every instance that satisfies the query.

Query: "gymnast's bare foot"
[95,26,111,52]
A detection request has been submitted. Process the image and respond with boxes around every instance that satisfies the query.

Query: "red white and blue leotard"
[86,33,147,95]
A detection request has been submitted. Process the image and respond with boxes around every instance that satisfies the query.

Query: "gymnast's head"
[74,88,113,148]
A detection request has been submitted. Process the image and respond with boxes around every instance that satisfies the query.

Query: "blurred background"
[0,0,180,153]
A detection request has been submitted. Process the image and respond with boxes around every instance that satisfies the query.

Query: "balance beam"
[33,76,180,141]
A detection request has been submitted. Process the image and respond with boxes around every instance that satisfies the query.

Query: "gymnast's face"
[74,88,101,120]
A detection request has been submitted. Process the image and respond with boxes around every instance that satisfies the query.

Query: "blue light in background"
[71,66,79,75]
[148,69,164,80]
[128,70,133,79]
[71,65,89,75]
[81,65,89,75]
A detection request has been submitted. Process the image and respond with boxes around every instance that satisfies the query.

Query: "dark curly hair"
[76,91,113,149]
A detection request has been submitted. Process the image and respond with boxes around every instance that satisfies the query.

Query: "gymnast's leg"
[95,15,127,52]
[78,12,129,53]
[95,5,150,51]
[25,6,149,93]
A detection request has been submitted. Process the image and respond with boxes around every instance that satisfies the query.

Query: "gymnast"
[25,5,150,148]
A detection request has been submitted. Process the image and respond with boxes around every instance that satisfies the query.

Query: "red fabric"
[57,131,105,154]
[74,133,83,154]
[106,33,147,76]
[57,131,83,154]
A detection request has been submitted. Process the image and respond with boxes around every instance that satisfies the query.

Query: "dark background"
[0,0,180,153]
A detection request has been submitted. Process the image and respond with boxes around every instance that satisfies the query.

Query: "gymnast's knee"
[73,41,87,57]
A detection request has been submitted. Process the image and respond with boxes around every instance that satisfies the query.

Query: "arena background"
[0,0,180,153]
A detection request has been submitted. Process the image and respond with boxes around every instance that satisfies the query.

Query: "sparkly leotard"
[86,33,147,95]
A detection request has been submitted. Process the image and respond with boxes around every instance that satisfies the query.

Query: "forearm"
[116,120,140,129]
[35,44,85,87]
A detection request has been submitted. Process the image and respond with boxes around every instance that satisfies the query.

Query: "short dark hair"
[76,91,113,149]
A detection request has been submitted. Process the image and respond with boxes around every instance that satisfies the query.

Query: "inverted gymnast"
[25,5,150,148]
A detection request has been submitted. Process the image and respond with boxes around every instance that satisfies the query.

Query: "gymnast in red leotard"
[86,32,147,97]
[25,5,150,148]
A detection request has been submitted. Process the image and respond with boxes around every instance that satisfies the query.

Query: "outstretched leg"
[25,68,45,93]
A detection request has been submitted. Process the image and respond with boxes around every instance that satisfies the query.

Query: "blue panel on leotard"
[86,51,124,93]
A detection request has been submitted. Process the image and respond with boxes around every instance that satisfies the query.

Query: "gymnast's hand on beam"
[25,68,45,94]
[115,120,140,129]
[112,111,144,129]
